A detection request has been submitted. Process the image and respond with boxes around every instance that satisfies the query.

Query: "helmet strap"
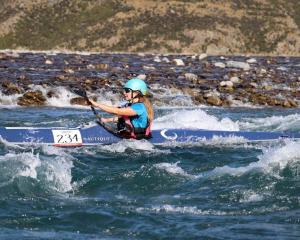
[128,91,142,103]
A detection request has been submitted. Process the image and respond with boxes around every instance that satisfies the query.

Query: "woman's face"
[123,88,138,100]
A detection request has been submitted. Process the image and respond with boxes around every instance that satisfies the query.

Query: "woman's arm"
[101,117,118,123]
[89,99,137,116]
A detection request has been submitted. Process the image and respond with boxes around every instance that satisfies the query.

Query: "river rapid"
[0,51,300,239]
[0,106,300,239]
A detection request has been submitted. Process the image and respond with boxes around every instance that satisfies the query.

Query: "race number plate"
[52,129,83,147]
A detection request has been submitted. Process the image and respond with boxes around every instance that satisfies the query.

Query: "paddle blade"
[71,87,87,98]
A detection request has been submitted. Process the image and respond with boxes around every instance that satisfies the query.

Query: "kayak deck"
[0,125,299,146]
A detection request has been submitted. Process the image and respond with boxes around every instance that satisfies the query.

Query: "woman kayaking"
[88,78,154,139]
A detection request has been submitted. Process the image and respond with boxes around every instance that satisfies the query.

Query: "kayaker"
[88,78,153,139]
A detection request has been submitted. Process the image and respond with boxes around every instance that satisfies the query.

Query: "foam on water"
[0,146,76,193]
[29,85,86,108]
[152,109,239,130]
[240,113,300,131]
[0,151,41,179]
[150,84,195,107]
[154,162,195,178]
[136,205,227,216]
[99,139,168,154]
[0,92,22,108]
[206,140,300,178]
[239,190,265,203]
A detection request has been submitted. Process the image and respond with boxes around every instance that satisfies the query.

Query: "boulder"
[173,59,185,66]
[199,53,208,60]
[283,99,298,108]
[137,74,146,80]
[206,95,222,106]
[87,64,95,69]
[230,76,240,83]
[220,81,234,88]
[193,95,206,105]
[214,62,226,68]
[95,63,109,70]
[162,57,170,63]
[246,58,257,64]
[143,66,156,70]
[184,73,198,82]
[17,90,46,106]
[64,68,75,74]
[56,75,67,81]
[153,56,161,62]
[45,59,53,65]
[46,90,58,98]
[226,61,250,71]
[250,82,258,88]
[70,97,89,106]
[2,82,23,95]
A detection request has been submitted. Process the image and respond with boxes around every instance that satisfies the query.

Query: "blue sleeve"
[130,103,145,116]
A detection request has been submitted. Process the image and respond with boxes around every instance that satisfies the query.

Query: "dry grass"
[0,0,299,55]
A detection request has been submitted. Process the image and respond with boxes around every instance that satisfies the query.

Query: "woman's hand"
[88,98,95,106]
[100,117,110,123]
[100,117,118,123]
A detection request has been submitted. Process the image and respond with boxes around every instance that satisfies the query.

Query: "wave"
[153,109,239,131]
[205,140,300,178]
[0,146,78,194]
[240,113,300,131]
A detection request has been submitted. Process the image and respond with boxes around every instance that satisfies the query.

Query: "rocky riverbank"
[1,0,300,55]
[0,50,300,108]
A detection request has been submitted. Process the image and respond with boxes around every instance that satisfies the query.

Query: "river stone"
[95,63,109,70]
[199,53,208,60]
[250,82,258,88]
[70,97,89,106]
[173,59,185,66]
[46,90,58,98]
[17,90,46,106]
[143,66,156,70]
[193,95,206,104]
[2,82,23,95]
[230,76,240,83]
[283,99,298,108]
[137,74,146,80]
[56,75,66,81]
[220,81,233,88]
[185,73,198,82]
[263,85,273,91]
[64,68,75,74]
[153,56,161,62]
[247,58,257,64]
[45,59,53,65]
[206,95,222,106]
[87,64,95,69]
[226,61,250,71]
[260,69,267,74]
[214,62,226,68]
[204,90,220,99]
[162,57,170,63]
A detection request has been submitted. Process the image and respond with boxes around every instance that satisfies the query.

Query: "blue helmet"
[124,78,148,95]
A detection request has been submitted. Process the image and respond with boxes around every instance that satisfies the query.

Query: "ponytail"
[140,96,154,122]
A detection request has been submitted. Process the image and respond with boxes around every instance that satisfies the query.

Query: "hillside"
[0,0,300,55]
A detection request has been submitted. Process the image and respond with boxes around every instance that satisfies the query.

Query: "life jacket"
[117,102,152,140]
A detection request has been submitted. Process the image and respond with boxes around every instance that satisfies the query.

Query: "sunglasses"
[123,88,132,93]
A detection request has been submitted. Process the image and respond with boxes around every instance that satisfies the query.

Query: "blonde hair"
[140,96,154,122]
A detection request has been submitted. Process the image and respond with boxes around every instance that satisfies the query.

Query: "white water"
[153,109,239,130]
[206,140,300,178]
[240,114,300,131]
[0,146,76,193]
